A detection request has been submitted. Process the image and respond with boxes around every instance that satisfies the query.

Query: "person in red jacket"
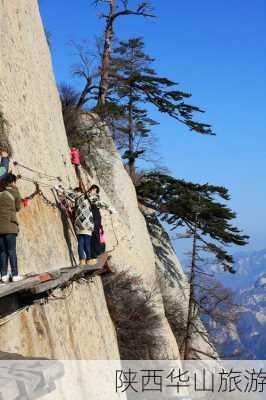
[70,147,80,167]
[70,147,82,187]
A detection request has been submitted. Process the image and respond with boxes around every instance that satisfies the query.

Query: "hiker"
[0,148,10,181]
[70,147,80,167]
[89,185,110,260]
[70,147,81,178]
[56,185,116,266]
[0,173,23,283]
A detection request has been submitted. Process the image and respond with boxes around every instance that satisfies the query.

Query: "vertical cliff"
[67,111,180,360]
[144,209,218,359]
[0,0,77,273]
[0,0,120,362]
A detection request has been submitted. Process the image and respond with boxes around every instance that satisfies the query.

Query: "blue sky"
[39,0,266,255]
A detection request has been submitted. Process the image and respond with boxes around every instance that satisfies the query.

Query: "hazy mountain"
[196,249,266,359]
[218,249,266,290]
[210,270,266,359]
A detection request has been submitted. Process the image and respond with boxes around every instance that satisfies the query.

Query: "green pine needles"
[137,172,249,272]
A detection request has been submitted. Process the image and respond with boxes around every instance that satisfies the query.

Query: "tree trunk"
[184,222,198,360]
[128,86,135,179]
[98,0,116,108]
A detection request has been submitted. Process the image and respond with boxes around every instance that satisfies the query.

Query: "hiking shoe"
[79,259,86,266]
[86,259,97,266]
[1,275,10,283]
[12,275,24,282]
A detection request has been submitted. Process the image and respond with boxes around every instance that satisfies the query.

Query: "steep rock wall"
[0,0,77,273]
[145,210,218,359]
[67,111,180,360]
[0,279,120,360]
[0,0,120,362]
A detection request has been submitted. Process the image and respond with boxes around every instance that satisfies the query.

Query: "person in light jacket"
[57,185,115,266]
[0,173,22,283]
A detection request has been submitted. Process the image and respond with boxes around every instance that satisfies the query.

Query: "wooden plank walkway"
[0,252,113,301]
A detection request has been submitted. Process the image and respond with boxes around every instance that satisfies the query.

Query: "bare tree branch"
[113,8,155,19]
[96,0,155,106]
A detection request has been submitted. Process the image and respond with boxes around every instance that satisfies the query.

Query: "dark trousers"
[91,227,105,259]
[0,157,10,181]
[0,233,18,277]
[77,234,92,260]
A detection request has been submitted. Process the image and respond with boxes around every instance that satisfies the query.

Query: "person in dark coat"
[89,185,116,261]
[0,173,22,283]
[57,185,115,266]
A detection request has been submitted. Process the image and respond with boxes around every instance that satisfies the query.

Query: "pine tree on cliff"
[108,38,214,177]
[137,172,248,267]
[109,38,159,178]
[137,172,249,359]
[94,0,155,108]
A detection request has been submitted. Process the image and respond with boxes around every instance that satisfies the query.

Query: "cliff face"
[0,0,213,365]
[0,0,119,361]
[67,111,180,360]
[145,210,217,359]
[0,0,77,273]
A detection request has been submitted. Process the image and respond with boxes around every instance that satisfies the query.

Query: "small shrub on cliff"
[58,84,80,138]
[163,297,188,350]
[102,270,165,359]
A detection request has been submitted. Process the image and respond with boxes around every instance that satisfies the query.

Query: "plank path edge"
[0,252,112,300]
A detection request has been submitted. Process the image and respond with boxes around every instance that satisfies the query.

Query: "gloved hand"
[54,184,64,193]
[22,198,30,208]
[109,207,117,214]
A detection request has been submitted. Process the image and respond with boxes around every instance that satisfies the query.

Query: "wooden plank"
[0,277,40,299]
[30,272,76,295]
[92,253,113,275]
[30,265,102,295]
[37,272,53,283]
[103,259,114,273]
[0,267,80,299]
[58,266,81,273]
[0,253,113,300]
[95,252,110,269]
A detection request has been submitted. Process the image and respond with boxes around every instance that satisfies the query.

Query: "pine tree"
[137,172,248,270]
[110,38,159,177]
[108,38,215,177]
[137,172,249,359]
[111,38,214,135]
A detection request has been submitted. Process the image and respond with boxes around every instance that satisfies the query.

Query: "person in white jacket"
[56,185,115,266]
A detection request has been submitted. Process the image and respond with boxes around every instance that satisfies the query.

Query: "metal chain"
[12,160,62,181]
[38,190,58,208]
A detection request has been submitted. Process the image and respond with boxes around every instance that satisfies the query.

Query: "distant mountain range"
[181,248,266,359]
[206,249,266,359]
[216,248,266,290]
